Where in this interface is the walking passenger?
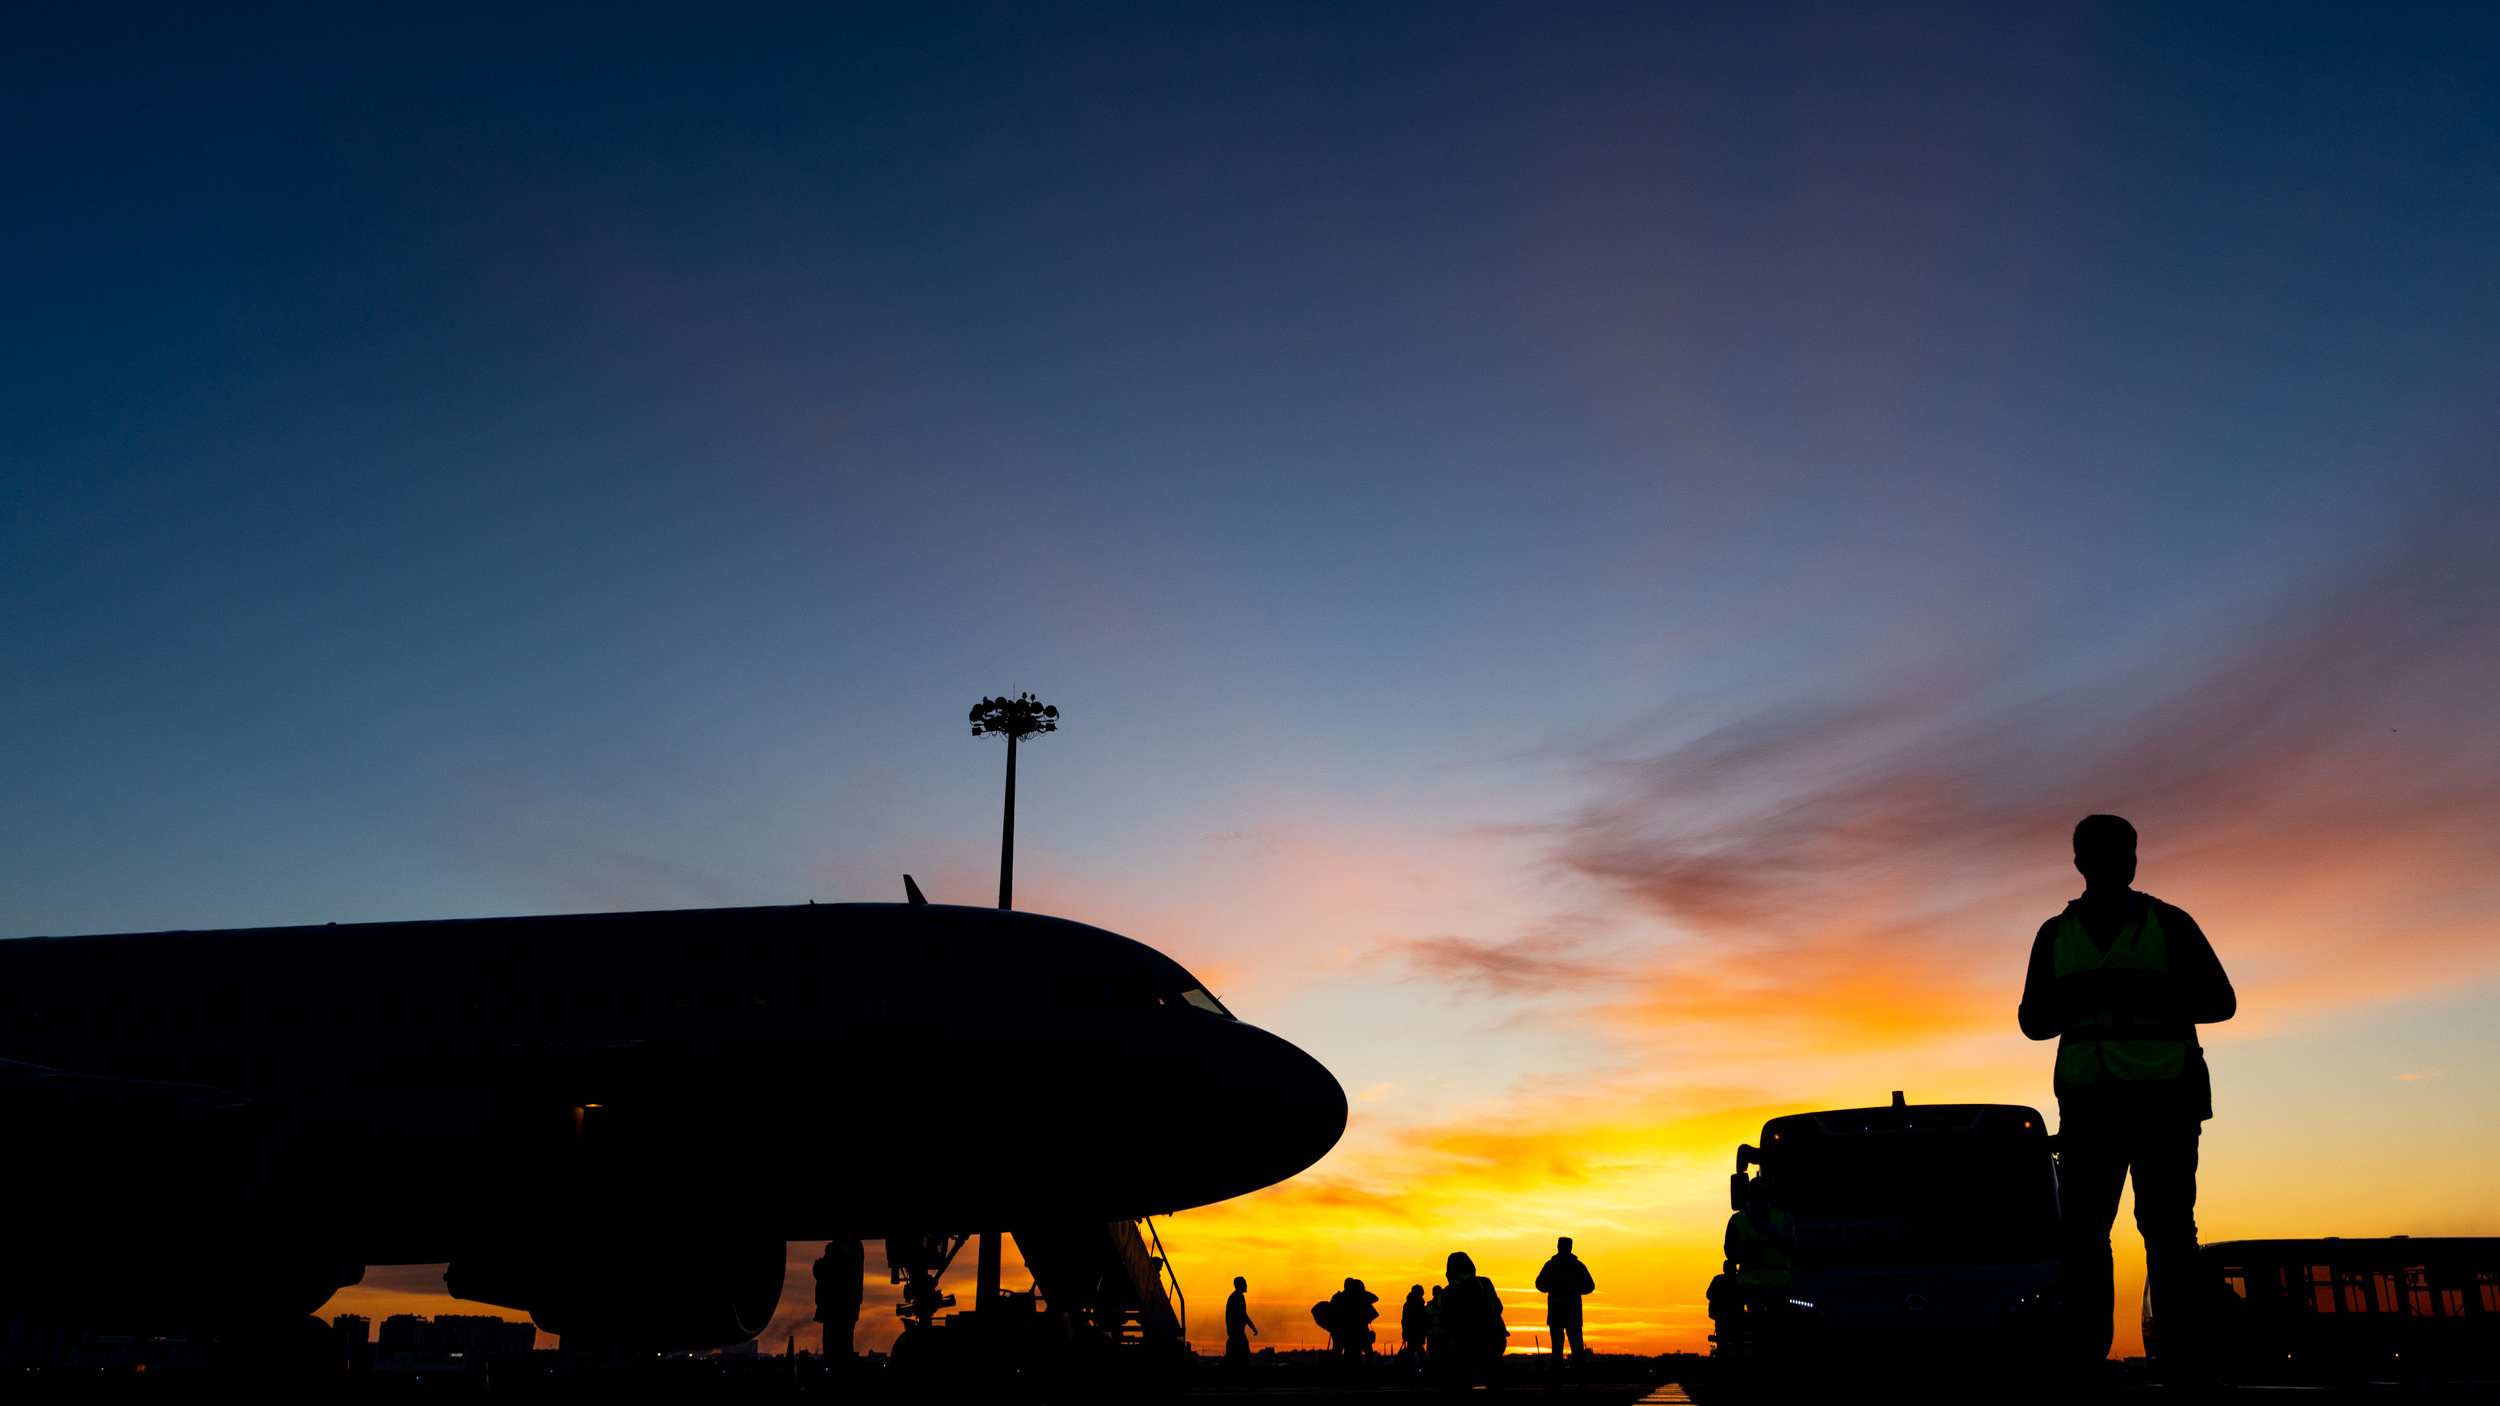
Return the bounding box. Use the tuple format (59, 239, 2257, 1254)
(1438, 1252, 1507, 1383)
(1225, 1276, 1257, 1368)
(1399, 1284, 1429, 1365)
(1328, 1277, 1380, 1358)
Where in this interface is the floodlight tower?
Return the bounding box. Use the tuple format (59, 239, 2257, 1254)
(968, 692, 1057, 910)
(964, 692, 1057, 1330)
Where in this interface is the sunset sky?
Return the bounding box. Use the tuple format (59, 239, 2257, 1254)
(7, 2, 2499, 1358)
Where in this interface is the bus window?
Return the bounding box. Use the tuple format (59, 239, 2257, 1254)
(2372, 1272, 2398, 1314)
(2309, 1266, 2337, 1313)
(2481, 1271, 2499, 1313)
(2404, 1266, 2435, 1317)
(2220, 1270, 2247, 1300)
(2341, 1271, 2370, 1315)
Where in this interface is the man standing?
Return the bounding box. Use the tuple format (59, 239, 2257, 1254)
(2021, 815, 2235, 1385)
(812, 1238, 864, 1363)
(1224, 1276, 1257, 1368)
(1533, 1236, 1595, 1371)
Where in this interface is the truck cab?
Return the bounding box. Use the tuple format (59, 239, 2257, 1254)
(1716, 1095, 2061, 1369)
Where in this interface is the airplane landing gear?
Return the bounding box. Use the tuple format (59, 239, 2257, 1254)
(886, 1233, 968, 1335)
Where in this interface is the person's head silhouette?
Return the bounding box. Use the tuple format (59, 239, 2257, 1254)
(1234, 1276, 1247, 1292)
(1446, 1251, 1476, 1279)
(1557, 1236, 1573, 1253)
(2074, 814, 2138, 892)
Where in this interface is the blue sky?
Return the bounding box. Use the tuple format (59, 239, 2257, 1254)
(6, 2, 2499, 1351)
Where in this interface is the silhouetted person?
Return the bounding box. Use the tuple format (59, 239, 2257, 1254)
(1534, 1235, 1595, 1371)
(1225, 1276, 1257, 1368)
(1328, 1277, 1379, 1358)
(813, 1238, 864, 1362)
(1438, 1252, 1507, 1383)
(1723, 1177, 1795, 1360)
(2021, 814, 2235, 1388)
(1399, 1284, 1429, 1365)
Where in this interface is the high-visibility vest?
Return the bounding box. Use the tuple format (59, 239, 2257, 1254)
(1728, 1208, 1794, 1286)
(2052, 901, 2188, 1084)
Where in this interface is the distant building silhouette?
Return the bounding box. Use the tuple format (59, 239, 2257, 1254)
(371, 1312, 533, 1374)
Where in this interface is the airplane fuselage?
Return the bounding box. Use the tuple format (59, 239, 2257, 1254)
(0, 903, 1346, 1340)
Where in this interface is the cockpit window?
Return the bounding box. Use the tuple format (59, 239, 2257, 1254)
(1179, 987, 1232, 1019)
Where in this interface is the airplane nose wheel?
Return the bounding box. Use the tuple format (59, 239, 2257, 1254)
(886, 1231, 969, 1349)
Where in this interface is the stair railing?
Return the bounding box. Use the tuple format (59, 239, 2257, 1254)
(1143, 1215, 1185, 1339)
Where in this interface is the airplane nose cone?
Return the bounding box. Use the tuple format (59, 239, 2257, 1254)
(1151, 1017, 1347, 1210)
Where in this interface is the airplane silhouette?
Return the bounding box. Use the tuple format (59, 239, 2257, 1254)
(0, 893, 1346, 1351)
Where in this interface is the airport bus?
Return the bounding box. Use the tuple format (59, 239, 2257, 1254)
(2148, 1237, 2500, 1382)
(1713, 1095, 2061, 1370)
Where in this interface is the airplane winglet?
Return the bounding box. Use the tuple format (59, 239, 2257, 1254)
(904, 874, 929, 905)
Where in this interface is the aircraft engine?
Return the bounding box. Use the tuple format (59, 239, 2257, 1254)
(446, 1233, 785, 1351)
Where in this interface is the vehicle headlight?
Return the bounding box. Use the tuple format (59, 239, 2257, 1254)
(2004, 1289, 2060, 1316)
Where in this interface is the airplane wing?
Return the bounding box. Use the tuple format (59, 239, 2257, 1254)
(0, 1056, 250, 1121)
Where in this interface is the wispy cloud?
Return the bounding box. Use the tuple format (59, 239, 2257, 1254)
(1390, 932, 1607, 995)
(1554, 483, 2500, 1039)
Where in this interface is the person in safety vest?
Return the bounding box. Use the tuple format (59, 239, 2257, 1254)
(1723, 1180, 1795, 1293)
(2020, 814, 2235, 1385)
(1720, 1179, 1795, 1360)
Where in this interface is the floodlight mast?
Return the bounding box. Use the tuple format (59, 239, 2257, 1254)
(963, 692, 1057, 1325)
(967, 693, 1058, 910)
